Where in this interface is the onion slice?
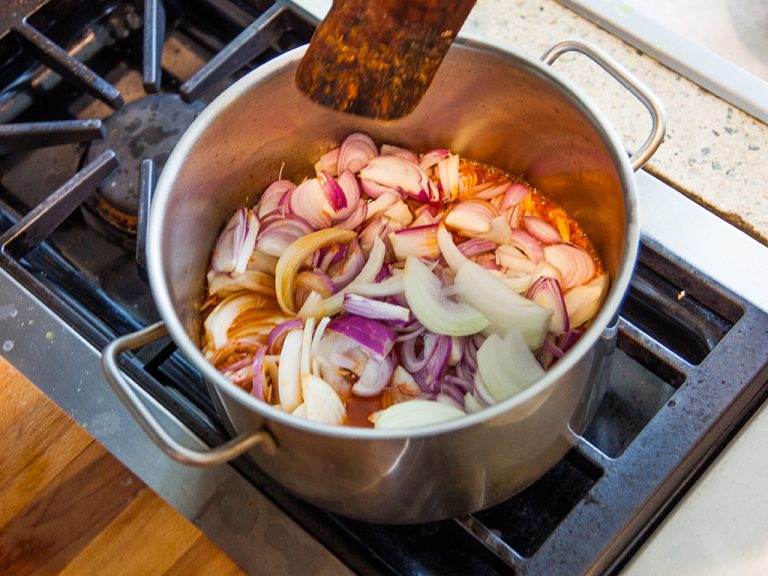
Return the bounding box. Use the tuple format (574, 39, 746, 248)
(370, 399, 465, 429)
(453, 260, 552, 349)
(543, 243, 597, 290)
(274, 228, 356, 314)
(403, 256, 490, 337)
(211, 208, 259, 274)
(278, 329, 303, 411)
(477, 328, 544, 402)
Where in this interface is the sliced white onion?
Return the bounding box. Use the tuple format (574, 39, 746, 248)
(403, 255, 490, 337)
(207, 269, 275, 298)
(204, 292, 269, 349)
(278, 329, 303, 412)
(301, 373, 346, 425)
(389, 225, 439, 261)
(453, 260, 552, 349)
(436, 224, 469, 271)
(477, 328, 544, 402)
(370, 399, 465, 429)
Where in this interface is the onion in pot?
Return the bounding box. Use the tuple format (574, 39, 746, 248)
(403, 256, 490, 337)
(543, 243, 597, 290)
(211, 207, 259, 275)
(201, 133, 609, 429)
(524, 216, 562, 244)
(257, 180, 295, 218)
(338, 132, 378, 173)
(370, 399, 465, 429)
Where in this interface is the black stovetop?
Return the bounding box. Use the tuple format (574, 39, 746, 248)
(1, 2, 767, 574)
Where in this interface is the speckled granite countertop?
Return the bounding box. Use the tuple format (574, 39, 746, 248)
(463, 0, 768, 245)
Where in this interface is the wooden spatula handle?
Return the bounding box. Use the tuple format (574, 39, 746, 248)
(296, 0, 477, 119)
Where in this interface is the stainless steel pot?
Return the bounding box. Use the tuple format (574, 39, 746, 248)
(103, 38, 665, 523)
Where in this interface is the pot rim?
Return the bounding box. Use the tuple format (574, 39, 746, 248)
(148, 37, 640, 441)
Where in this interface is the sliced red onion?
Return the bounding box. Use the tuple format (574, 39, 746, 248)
(477, 254, 501, 270)
(360, 155, 430, 199)
(376, 261, 392, 281)
(399, 333, 432, 372)
(380, 144, 420, 164)
(557, 328, 582, 352)
(526, 276, 569, 335)
(328, 238, 365, 290)
(563, 274, 607, 327)
(335, 202, 367, 231)
(389, 224, 439, 261)
(257, 180, 295, 218)
(411, 333, 452, 393)
(501, 182, 530, 209)
(352, 351, 397, 397)
(437, 153, 459, 202)
(396, 323, 426, 343)
(255, 215, 313, 257)
(505, 203, 523, 229)
(365, 190, 400, 221)
(524, 215, 562, 244)
(338, 132, 378, 173)
(211, 207, 259, 274)
(444, 199, 500, 237)
(508, 228, 544, 264)
(327, 315, 397, 360)
(318, 243, 347, 272)
(382, 200, 414, 227)
(295, 270, 336, 310)
(361, 177, 399, 200)
(314, 147, 340, 176)
(318, 170, 347, 212)
(543, 243, 597, 290)
(251, 346, 268, 401)
(265, 318, 303, 354)
(457, 238, 496, 258)
(289, 178, 332, 230)
(470, 179, 511, 200)
(419, 149, 450, 171)
(359, 216, 401, 259)
(411, 203, 443, 227)
(343, 293, 411, 323)
(332, 170, 361, 221)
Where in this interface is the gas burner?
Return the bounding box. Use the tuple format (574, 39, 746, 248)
(82, 94, 205, 241)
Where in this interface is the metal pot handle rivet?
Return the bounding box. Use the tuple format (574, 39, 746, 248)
(101, 321, 277, 466)
(541, 38, 667, 172)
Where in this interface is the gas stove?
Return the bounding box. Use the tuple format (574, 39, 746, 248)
(1, 1, 767, 575)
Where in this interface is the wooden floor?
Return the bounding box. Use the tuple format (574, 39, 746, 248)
(0, 356, 244, 575)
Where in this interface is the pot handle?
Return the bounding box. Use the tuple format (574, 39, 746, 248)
(541, 39, 666, 172)
(102, 321, 277, 466)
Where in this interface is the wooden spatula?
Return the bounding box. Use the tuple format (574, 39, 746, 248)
(295, 0, 477, 120)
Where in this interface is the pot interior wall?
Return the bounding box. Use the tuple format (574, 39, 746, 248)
(152, 42, 627, 342)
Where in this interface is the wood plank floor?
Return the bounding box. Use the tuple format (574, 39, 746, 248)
(0, 356, 244, 575)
